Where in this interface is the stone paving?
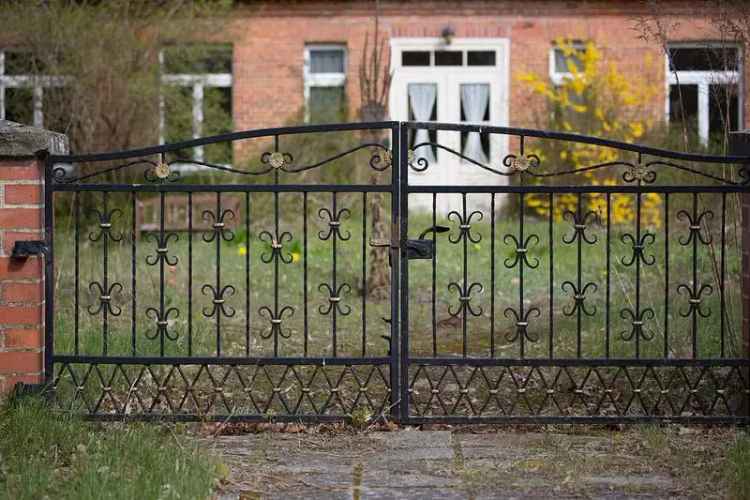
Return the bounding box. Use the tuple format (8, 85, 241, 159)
(208, 426, 736, 499)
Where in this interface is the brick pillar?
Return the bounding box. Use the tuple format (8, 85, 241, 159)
(0, 121, 67, 397)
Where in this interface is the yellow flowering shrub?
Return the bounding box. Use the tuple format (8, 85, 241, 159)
(518, 39, 662, 227)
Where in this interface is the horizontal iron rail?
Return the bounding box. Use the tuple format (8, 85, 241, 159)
(405, 121, 750, 164)
(407, 185, 748, 194)
(48, 122, 750, 165)
(50, 121, 399, 163)
(53, 356, 391, 366)
(408, 358, 750, 367)
(50, 183, 393, 193)
(83, 414, 373, 423)
(405, 416, 750, 425)
(78, 415, 749, 424)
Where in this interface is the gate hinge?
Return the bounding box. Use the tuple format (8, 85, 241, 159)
(11, 240, 49, 259)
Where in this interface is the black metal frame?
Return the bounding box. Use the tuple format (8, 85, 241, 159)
(43, 121, 750, 423)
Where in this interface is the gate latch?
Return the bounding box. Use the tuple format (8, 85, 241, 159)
(406, 225, 449, 260)
(11, 240, 48, 259)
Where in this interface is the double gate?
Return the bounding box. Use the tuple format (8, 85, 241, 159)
(47, 122, 750, 423)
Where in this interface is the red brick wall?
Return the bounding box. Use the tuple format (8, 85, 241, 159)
(225, 1, 748, 132)
(0, 158, 45, 395)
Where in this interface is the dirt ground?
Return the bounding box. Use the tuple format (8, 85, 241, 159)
(202, 424, 744, 499)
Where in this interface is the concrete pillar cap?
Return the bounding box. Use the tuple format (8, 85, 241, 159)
(0, 120, 69, 157)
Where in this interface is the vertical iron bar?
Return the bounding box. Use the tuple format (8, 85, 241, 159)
(691, 192, 698, 359)
(663, 193, 669, 358)
(159, 191, 165, 356)
(362, 191, 367, 357)
(130, 191, 136, 356)
(74, 190, 80, 355)
(490, 192, 495, 358)
(548, 192, 554, 359)
(399, 123, 409, 422)
(273, 136, 280, 357)
(331, 191, 338, 357)
(635, 187, 642, 359)
(215, 192, 222, 356)
(461, 192, 468, 358)
(720, 192, 726, 357)
(43, 152, 54, 385)
(188, 192, 193, 356)
(576, 193, 583, 358)
(519, 192, 526, 359)
(102, 191, 109, 355)
(432, 192, 437, 357)
(605, 192, 611, 358)
(303, 191, 309, 357)
(245, 191, 250, 357)
(389, 124, 401, 421)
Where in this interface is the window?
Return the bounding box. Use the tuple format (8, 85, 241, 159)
(401, 49, 498, 67)
(666, 44, 741, 145)
(459, 83, 491, 163)
(0, 50, 65, 129)
(549, 41, 585, 86)
(160, 44, 233, 164)
(304, 45, 347, 123)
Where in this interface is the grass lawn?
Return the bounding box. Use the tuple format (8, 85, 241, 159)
(0, 396, 223, 500)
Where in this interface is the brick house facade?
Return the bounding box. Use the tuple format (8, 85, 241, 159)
(222, 1, 748, 138)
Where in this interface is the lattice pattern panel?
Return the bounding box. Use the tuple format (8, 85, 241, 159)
(408, 364, 750, 419)
(52, 363, 391, 418)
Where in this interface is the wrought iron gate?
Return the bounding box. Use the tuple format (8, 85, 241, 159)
(46, 122, 750, 423)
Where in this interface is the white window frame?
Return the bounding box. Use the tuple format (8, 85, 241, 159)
(389, 37, 510, 214)
(549, 42, 585, 86)
(0, 50, 66, 128)
(664, 42, 743, 145)
(303, 44, 347, 123)
(159, 48, 233, 164)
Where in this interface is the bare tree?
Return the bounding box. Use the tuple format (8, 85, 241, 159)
(358, 0, 393, 299)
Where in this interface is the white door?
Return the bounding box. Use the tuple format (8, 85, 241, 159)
(389, 38, 510, 213)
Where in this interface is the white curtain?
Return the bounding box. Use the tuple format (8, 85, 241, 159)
(461, 84, 490, 163)
(408, 83, 436, 164)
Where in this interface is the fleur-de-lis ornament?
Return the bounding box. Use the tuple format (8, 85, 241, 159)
(562, 209, 599, 244)
(145, 232, 179, 266)
(258, 305, 294, 340)
(318, 283, 352, 316)
(619, 307, 655, 342)
(504, 307, 541, 343)
(447, 282, 483, 318)
(202, 208, 236, 243)
(87, 281, 123, 316)
(88, 208, 123, 242)
(201, 284, 236, 319)
(503, 233, 540, 269)
(561, 281, 598, 317)
(318, 207, 351, 241)
(676, 209, 713, 246)
(145, 307, 180, 341)
(258, 230, 294, 264)
(620, 232, 656, 267)
(447, 210, 483, 244)
(677, 283, 713, 318)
